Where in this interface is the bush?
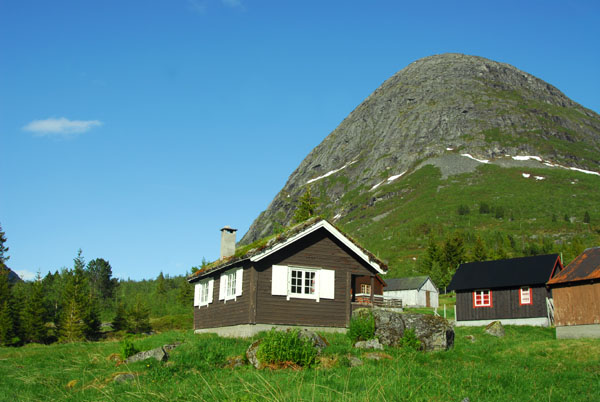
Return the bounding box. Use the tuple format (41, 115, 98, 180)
(457, 204, 470, 215)
(347, 311, 375, 343)
(479, 202, 490, 214)
(120, 336, 139, 359)
(257, 329, 317, 367)
(399, 328, 421, 351)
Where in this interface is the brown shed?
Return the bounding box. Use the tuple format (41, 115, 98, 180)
(547, 247, 600, 339)
(187, 218, 389, 337)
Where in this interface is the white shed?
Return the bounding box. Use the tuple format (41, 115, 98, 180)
(384, 276, 439, 308)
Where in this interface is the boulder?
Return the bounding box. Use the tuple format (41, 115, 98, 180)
(246, 339, 263, 369)
(113, 373, 136, 383)
(352, 308, 454, 351)
(484, 321, 505, 337)
(125, 344, 176, 364)
(354, 338, 384, 350)
(347, 355, 363, 367)
(298, 329, 328, 352)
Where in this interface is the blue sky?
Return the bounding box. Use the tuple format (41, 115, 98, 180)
(1, 0, 599, 281)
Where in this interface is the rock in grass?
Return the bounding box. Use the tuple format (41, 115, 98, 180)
(246, 339, 263, 369)
(465, 335, 476, 342)
(113, 373, 137, 383)
(298, 329, 329, 352)
(364, 352, 392, 361)
(348, 356, 363, 367)
(124, 343, 181, 364)
(484, 321, 505, 337)
(354, 338, 384, 350)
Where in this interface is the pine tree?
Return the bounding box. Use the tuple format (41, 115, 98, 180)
(471, 236, 488, 262)
(584, 211, 591, 224)
(127, 297, 151, 334)
(0, 223, 9, 268)
(293, 185, 318, 223)
(22, 273, 48, 344)
(59, 298, 85, 343)
(0, 262, 17, 346)
(156, 272, 167, 296)
(87, 258, 117, 300)
(111, 302, 128, 332)
(177, 277, 193, 307)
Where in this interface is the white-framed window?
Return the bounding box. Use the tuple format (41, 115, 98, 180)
(473, 289, 492, 308)
(271, 265, 335, 301)
(219, 268, 243, 302)
(360, 283, 372, 294)
(519, 287, 532, 305)
(194, 278, 214, 308)
(290, 268, 316, 297)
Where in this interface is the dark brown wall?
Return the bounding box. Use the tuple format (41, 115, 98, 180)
(354, 275, 384, 295)
(193, 262, 252, 329)
(456, 286, 549, 321)
(255, 228, 377, 328)
(553, 282, 600, 326)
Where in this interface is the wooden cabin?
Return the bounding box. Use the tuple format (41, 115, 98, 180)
(447, 254, 563, 326)
(187, 218, 388, 337)
(383, 276, 439, 308)
(547, 247, 600, 339)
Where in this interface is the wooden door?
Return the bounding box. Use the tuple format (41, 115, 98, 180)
(426, 291, 431, 307)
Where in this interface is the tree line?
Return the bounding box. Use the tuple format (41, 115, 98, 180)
(0, 224, 193, 347)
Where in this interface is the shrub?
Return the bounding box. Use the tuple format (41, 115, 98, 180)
(479, 202, 490, 214)
(347, 310, 375, 343)
(257, 329, 317, 367)
(457, 204, 470, 215)
(494, 206, 505, 219)
(584, 211, 591, 224)
(120, 336, 139, 359)
(399, 328, 421, 351)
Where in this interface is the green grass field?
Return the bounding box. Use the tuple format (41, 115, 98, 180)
(1, 326, 599, 401)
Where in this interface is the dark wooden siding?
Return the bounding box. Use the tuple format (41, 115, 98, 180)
(193, 263, 252, 329)
(354, 275, 384, 295)
(553, 282, 600, 326)
(456, 286, 549, 321)
(255, 228, 378, 328)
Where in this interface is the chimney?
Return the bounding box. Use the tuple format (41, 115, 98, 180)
(220, 226, 237, 260)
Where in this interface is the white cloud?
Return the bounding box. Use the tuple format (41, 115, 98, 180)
(15, 270, 36, 281)
(221, 0, 243, 8)
(188, 0, 207, 13)
(23, 117, 102, 138)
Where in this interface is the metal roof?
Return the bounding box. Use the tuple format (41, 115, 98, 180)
(385, 276, 432, 291)
(547, 247, 600, 285)
(447, 254, 562, 291)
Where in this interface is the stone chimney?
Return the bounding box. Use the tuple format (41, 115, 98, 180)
(220, 226, 237, 260)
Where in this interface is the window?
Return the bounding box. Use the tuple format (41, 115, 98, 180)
(360, 283, 372, 294)
(194, 278, 213, 307)
(271, 265, 335, 301)
(219, 268, 243, 302)
(290, 268, 316, 296)
(520, 287, 532, 305)
(473, 290, 492, 307)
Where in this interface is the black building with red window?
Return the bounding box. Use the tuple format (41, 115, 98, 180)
(448, 254, 563, 326)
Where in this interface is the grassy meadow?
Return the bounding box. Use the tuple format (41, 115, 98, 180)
(1, 325, 599, 401)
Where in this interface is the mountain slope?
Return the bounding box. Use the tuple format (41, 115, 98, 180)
(240, 53, 600, 275)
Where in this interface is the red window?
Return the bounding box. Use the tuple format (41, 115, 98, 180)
(473, 290, 492, 307)
(520, 287, 532, 305)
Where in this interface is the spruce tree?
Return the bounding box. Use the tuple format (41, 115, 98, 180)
(471, 236, 488, 262)
(0, 223, 9, 268)
(127, 297, 151, 334)
(111, 302, 128, 332)
(584, 211, 591, 224)
(293, 185, 318, 223)
(59, 298, 85, 342)
(22, 273, 48, 343)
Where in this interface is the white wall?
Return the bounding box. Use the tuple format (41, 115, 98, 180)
(384, 279, 439, 308)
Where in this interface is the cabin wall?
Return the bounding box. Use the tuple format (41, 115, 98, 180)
(255, 228, 376, 328)
(553, 282, 600, 326)
(193, 264, 251, 329)
(354, 275, 384, 295)
(456, 286, 549, 321)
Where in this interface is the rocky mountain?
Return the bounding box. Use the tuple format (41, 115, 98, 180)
(240, 53, 600, 274)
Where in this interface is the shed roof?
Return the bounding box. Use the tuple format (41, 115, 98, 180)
(188, 217, 388, 282)
(447, 254, 562, 291)
(547, 247, 600, 285)
(384, 276, 433, 291)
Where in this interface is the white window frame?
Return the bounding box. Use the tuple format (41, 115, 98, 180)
(194, 278, 213, 308)
(271, 265, 335, 302)
(219, 268, 243, 303)
(473, 289, 492, 307)
(289, 267, 318, 300)
(519, 287, 532, 305)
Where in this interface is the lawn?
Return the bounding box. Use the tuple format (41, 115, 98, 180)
(1, 326, 599, 401)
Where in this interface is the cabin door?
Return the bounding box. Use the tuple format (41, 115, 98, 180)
(425, 291, 431, 307)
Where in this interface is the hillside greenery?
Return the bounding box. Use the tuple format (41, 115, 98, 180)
(1, 326, 599, 401)
(310, 163, 600, 281)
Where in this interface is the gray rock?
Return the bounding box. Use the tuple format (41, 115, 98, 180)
(298, 329, 328, 352)
(246, 339, 263, 369)
(364, 352, 392, 361)
(226, 356, 246, 368)
(348, 356, 363, 367)
(484, 321, 505, 337)
(125, 346, 169, 364)
(373, 309, 405, 346)
(162, 342, 182, 352)
(113, 373, 136, 383)
(354, 338, 384, 350)
(465, 335, 476, 343)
